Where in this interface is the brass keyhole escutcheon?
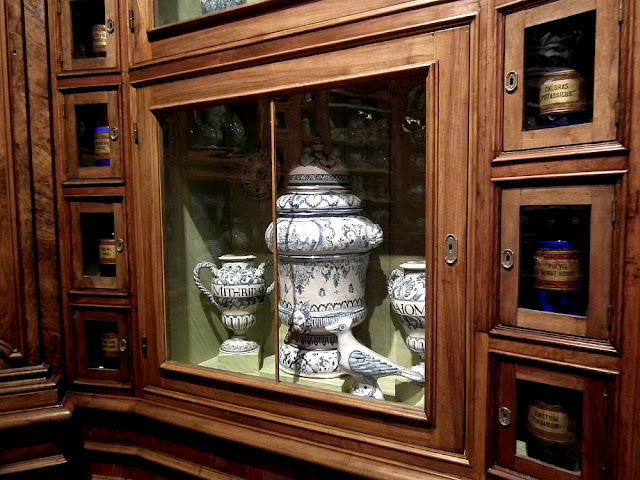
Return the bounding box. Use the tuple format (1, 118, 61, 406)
(498, 407, 511, 427)
(501, 249, 514, 269)
(116, 239, 125, 253)
(445, 234, 458, 265)
(505, 72, 518, 93)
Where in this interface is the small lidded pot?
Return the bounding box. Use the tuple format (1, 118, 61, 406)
(538, 68, 585, 116)
(91, 24, 107, 55)
(533, 240, 583, 315)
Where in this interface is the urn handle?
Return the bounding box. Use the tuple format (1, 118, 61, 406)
(193, 261, 219, 306)
(387, 268, 404, 297)
(257, 261, 276, 296)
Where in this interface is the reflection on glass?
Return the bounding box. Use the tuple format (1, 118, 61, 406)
(272, 75, 427, 407)
(81, 212, 116, 277)
(519, 206, 590, 316)
(524, 11, 596, 131)
(160, 74, 428, 408)
(71, 1, 107, 59)
(155, 0, 263, 27)
(86, 320, 120, 370)
(75, 103, 110, 167)
(516, 380, 582, 473)
(161, 101, 275, 375)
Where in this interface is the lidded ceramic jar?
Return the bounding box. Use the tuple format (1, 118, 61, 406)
(533, 240, 583, 315)
(388, 261, 426, 377)
(265, 136, 383, 378)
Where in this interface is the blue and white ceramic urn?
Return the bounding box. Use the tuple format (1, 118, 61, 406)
(265, 137, 383, 378)
(193, 254, 273, 355)
(388, 261, 426, 377)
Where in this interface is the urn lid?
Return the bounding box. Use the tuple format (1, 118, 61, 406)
(287, 135, 349, 190)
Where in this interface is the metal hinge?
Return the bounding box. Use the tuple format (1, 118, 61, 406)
(603, 390, 609, 417)
(612, 198, 616, 224)
(56, 0, 61, 14)
(129, 9, 135, 33)
(619, 0, 624, 23)
(59, 53, 63, 67)
(62, 104, 66, 119)
(141, 337, 147, 358)
(615, 99, 621, 124)
(133, 122, 139, 144)
(607, 304, 613, 331)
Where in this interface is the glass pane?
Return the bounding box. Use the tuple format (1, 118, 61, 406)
(75, 103, 111, 168)
(270, 74, 427, 407)
(155, 0, 264, 27)
(519, 206, 590, 316)
(81, 212, 116, 277)
(161, 101, 275, 377)
(516, 379, 582, 473)
(71, 1, 107, 59)
(524, 11, 596, 131)
(86, 320, 120, 370)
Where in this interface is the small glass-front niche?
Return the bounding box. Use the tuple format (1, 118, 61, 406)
(81, 212, 116, 278)
(75, 103, 111, 168)
(86, 319, 120, 371)
(499, 185, 615, 339)
(160, 73, 428, 408)
(516, 379, 583, 474)
(519, 206, 590, 317)
(71, 1, 108, 59)
(523, 11, 596, 131)
(155, 0, 264, 27)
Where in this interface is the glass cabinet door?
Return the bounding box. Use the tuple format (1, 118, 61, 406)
(75, 308, 130, 383)
(137, 26, 469, 443)
(495, 361, 608, 480)
(155, 0, 269, 28)
(69, 199, 128, 290)
(159, 73, 429, 408)
(60, 0, 118, 71)
(502, 0, 619, 150)
(63, 89, 122, 179)
(499, 185, 616, 339)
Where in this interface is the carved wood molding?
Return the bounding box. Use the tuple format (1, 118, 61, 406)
(0, 363, 65, 415)
(71, 392, 471, 480)
(85, 440, 244, 480)
(0, 455, 67, 476)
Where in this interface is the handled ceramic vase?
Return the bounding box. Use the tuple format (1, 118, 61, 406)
(388, 261, 426, 377)
(193, 254, 274, 354)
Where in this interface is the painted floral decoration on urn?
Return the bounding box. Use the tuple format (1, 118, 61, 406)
(265, 135, 383, 378)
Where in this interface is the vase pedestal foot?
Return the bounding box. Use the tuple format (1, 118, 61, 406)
(278, 343, 342, 379)
(218, 345, 262, 373)
(348, 377, 384, 400)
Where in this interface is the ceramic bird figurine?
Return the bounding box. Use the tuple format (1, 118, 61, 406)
(325, 317, 425, 400)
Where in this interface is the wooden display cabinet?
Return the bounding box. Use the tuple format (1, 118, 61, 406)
(502, 0, 620, 151)
(68, 198, 128, 291)
(133, 23, 470, 458)
(62, 88, 123, 180)
(74, 308, 130, 384)
(499, 184, 618, 340)
(491, 360, 610, 480)
(58, 0, 119, 72)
